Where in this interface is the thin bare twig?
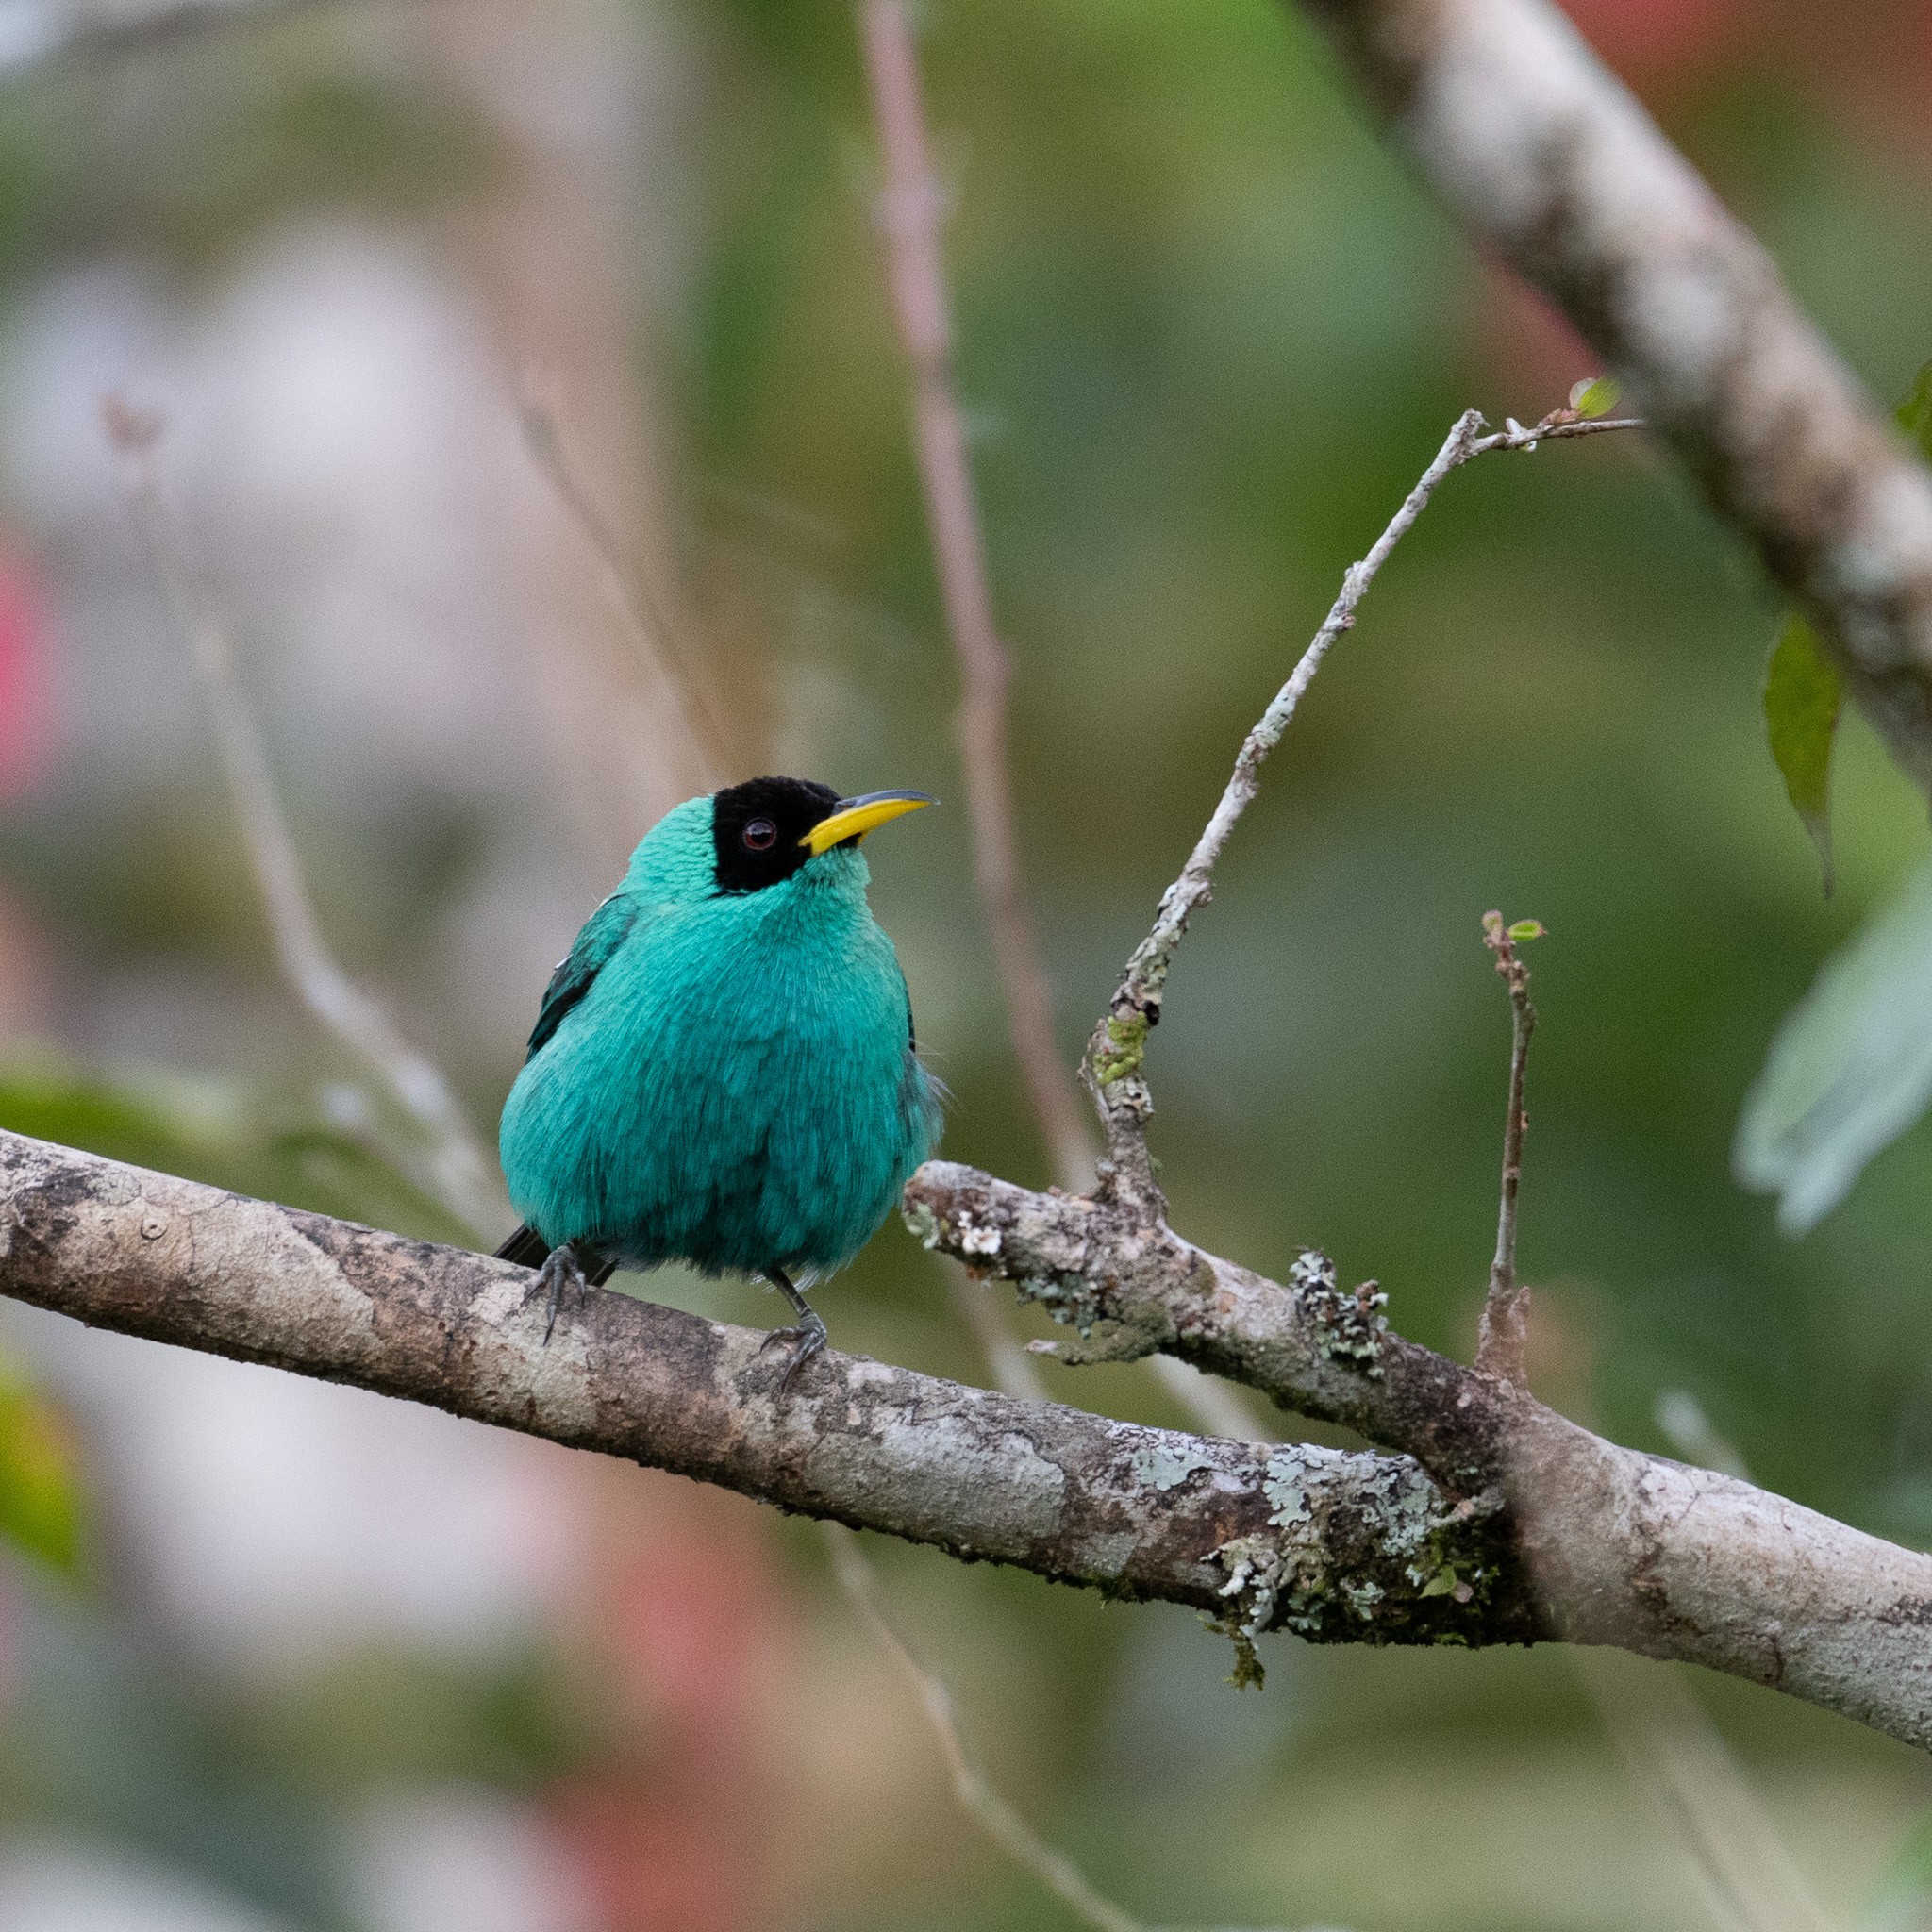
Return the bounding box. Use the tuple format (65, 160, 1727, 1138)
(103, 395, 505, 1238)
(1086, 405, 1637, 1193)
(700, 35, 1283, 1909)
(1476, 911, 1539, 1383)
(856, 0, 1095, 1195)
(1572, 1422, 1835, 1932)
(1574, 1650, 1841, 1932)
(823, 1521, 1142, 1932)
(944, 1263, 1048, 1402)
(822, 1523, 1317, 1932)
(517, 384, 731, 791)
(855, 0, 1270, 1441)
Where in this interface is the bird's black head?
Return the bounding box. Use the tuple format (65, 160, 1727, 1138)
(710, 776, 842, 894)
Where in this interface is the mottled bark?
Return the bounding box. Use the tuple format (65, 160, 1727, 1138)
(904, 1160, 1932, 1751)
(1291, 0, 1932, 790)
(0, 1129, 1524, 1650)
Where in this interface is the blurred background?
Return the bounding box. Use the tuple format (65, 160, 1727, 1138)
(0, 0, 1930, 1926)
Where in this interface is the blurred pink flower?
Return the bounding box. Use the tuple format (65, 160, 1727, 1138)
(0, 539, 50, 797)
(545, 1474, 792, 1932)
(1558, 0, 1752, 86)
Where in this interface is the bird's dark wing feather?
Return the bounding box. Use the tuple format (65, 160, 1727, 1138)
(524, 891, 639, 1062)
(494, 1222, 551, 1269)
(493, 1224, 620, 1287)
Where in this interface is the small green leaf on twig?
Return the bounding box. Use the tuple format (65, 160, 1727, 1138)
(1506, 920, 1546, 943)
(1568, 375, 1621, 419)
(1763, 611, 1841, 894)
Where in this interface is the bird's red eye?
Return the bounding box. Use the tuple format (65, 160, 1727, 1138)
(742, 819, 777, 851)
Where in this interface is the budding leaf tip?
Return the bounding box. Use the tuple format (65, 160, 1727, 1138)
(1569, 375, 1620, 419)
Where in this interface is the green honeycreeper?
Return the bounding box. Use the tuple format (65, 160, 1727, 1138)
(495, 776, 943, 1384)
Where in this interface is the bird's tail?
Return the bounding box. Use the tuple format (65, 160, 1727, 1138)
(493, 1223, 621, 1287)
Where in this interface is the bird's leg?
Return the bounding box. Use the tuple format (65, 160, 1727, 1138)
(758, 1265, 828, 1391)
(531, 1241, 598, 1343)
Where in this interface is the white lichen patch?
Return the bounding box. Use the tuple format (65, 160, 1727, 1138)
(1208, 1533, 1294, 1685)
(1292, 1248, 1389, 1375)
(1341, 1576, 1385, 1620)
(1289, 1250, 1337, 1294)
(1262, 1451, 1312, 1527)
(957, 1216, 1003, 1257)
(1131, 1440, 1212, 1491)
(1213, 1534, 1287, 1639)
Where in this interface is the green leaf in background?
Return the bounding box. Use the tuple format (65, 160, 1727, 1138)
(1735, 857, 1932, 1233)
(0, 1354, 82, 1574)
(1867, 1810, 1932, 1932)
(1567, 375, 1620, 419)
(1895, 358, 1932, 456)
(0, 1059, 477, 1246)
(1754, 362, 1932, 896)
(1736, 357, 1932, 1232)
(1763, 611, 1842, 893)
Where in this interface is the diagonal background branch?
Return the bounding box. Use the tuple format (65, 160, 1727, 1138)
(103, 400, 508, 1239)
(858, 0, 1096, 1198)
(857, 0, 1266, 1438)
(1291, 0, 1932, 793)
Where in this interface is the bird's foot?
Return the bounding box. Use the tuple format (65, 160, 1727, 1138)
(531, 1242, 592, 1344)
(759, 1308, 828, 1393)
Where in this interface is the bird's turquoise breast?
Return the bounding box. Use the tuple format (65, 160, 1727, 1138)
(498, 845, 941, 1277)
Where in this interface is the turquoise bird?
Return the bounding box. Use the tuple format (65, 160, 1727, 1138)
(495, 776, 942, 1384)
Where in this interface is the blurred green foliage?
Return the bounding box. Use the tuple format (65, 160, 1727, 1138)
(0, 20, 498, 291)
(1736, 854, 1932, 1234)
(1740, 362, 1932, 1241)
(0, 1351, 80, 1574)
(0, 1063, 476, 1243)
(1, 0, 1932, 1926)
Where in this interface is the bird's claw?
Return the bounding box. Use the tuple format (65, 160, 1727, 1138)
(759, 1310, 828, 1392)
(532, 1243, 591, 1344)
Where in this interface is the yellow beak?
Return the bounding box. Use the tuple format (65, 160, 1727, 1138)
(802, 790, 935, 855)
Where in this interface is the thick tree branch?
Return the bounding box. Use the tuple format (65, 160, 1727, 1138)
(903, 1159, 1932, 1752)
(1291, 0, 1932, 791)
(0, 1128, 1527, 1652)
(7, 1126, 1929, 1748)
